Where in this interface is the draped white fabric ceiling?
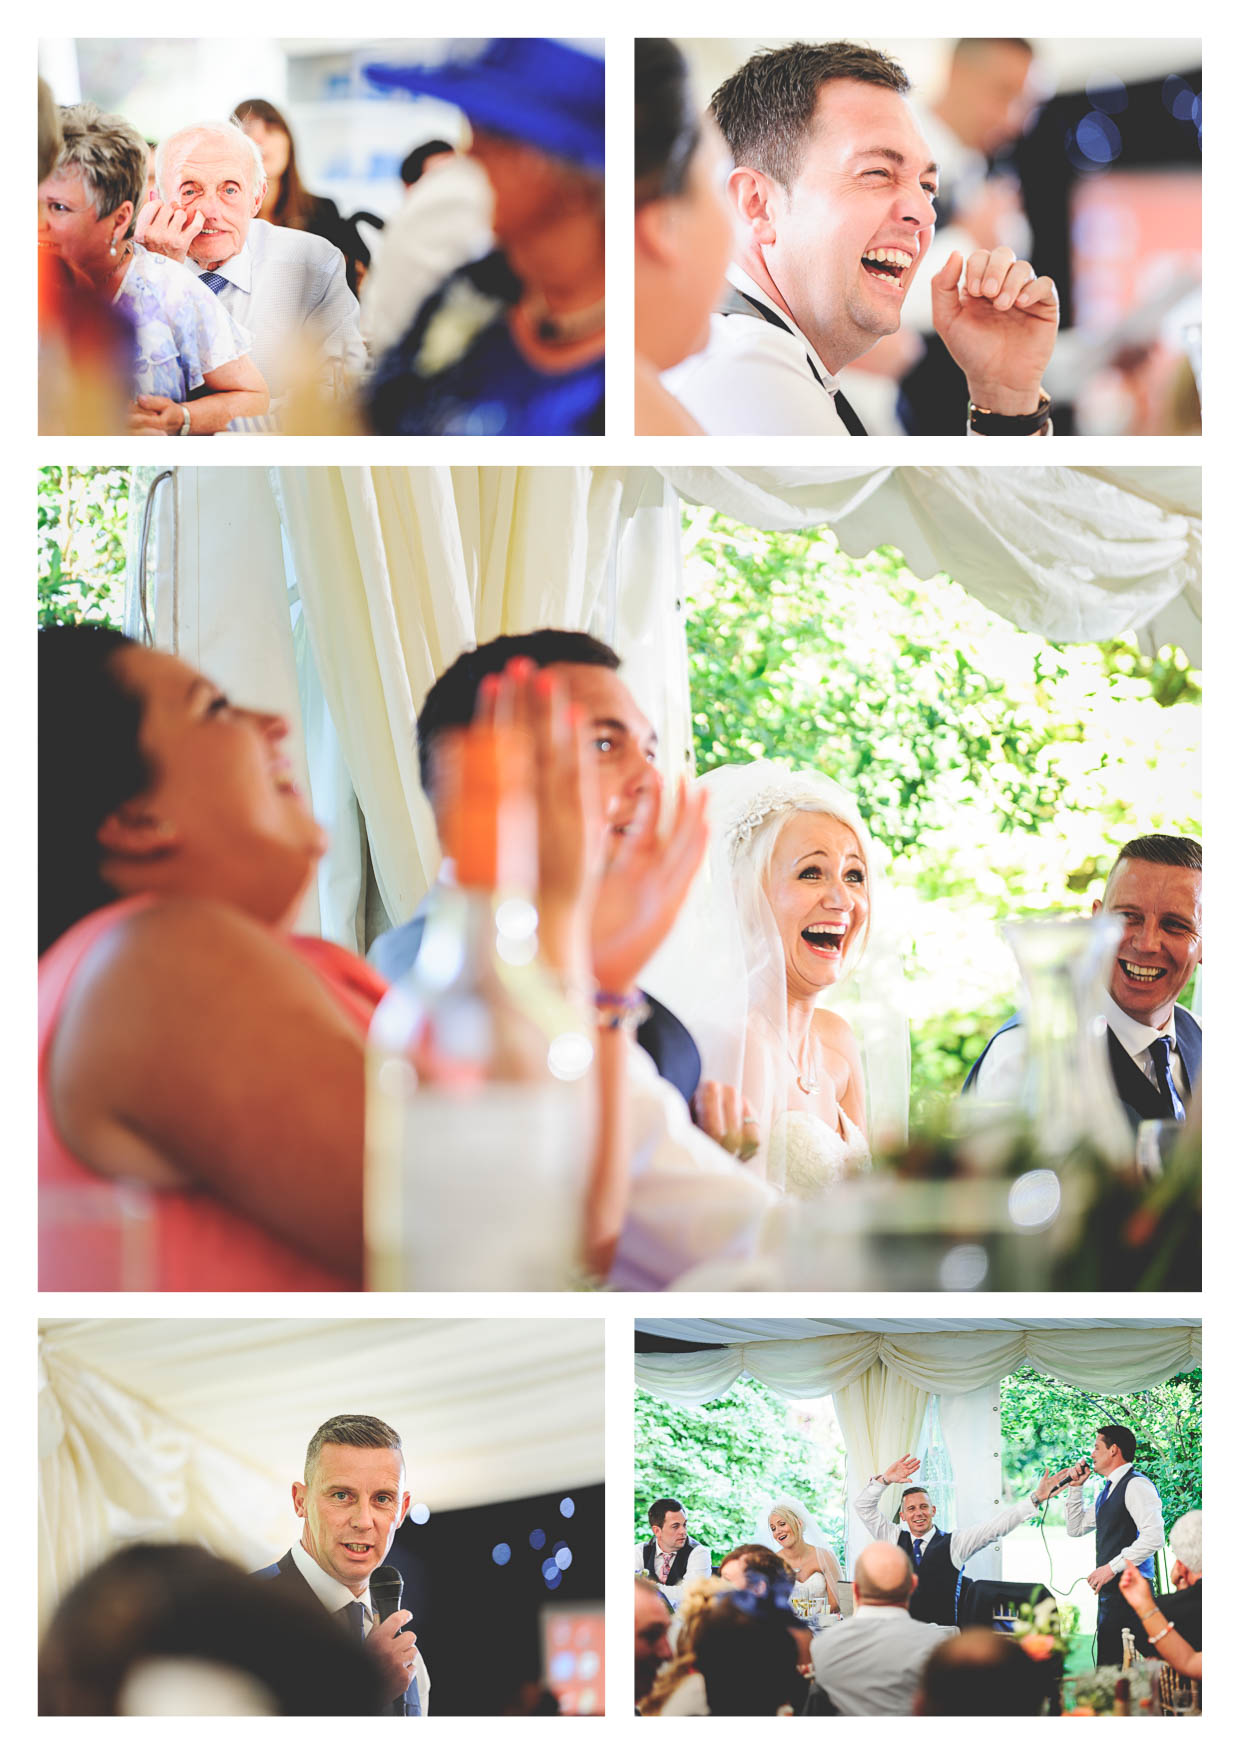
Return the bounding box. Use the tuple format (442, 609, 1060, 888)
(634, 1318, 1201, 1406)
(39, 1318, 603, 1623)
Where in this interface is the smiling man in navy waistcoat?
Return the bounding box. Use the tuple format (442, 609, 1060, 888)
(1064, 1423, 1166, 1667)
(965, 834, 1202, 1130)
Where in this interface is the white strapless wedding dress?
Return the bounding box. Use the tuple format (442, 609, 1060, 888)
(772, 1109, 872, 1198)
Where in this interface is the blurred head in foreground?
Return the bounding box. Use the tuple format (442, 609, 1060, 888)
(39, 1542, 385, 1715)
(634, 1576, 672, 1702)
(635, 38, 733, 371)
(916, 1627, 1045, 1716)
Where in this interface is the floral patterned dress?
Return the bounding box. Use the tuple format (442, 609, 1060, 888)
(115, 246, 255, 401)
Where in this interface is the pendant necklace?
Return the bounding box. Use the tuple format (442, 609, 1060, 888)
(789, 1033, 820, 1097)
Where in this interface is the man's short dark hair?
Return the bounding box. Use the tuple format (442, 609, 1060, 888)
(901, 1486, 930, 1506)
(1115, 834, 1202, 872)
(919, 1628, 1044, 1716)
(305, 1414, 403, 1483)
(711, 40, 910, 190)
(647, 1497, 684, 1531)
(416, 629, 621, 792)
(1097, 1423, 1137, 1463)
(401, 139, 454, 185)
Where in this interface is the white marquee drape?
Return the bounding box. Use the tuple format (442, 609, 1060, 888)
(129, 464, 1199, 953)
(39, 1319, 603, 1631)
(634, 1321, 1202, 1405)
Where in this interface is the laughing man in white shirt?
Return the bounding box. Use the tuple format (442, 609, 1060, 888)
(664, 41, 1058, 438)
(854, 1451, 1071, 1626)
(138, 120, 366, 431)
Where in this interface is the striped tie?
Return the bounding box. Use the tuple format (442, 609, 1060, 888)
(1148, 1036, 1186, 1121)
(198, 271, 230, 295)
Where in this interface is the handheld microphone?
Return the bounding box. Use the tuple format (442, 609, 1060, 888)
(371, 1563, 404, 1625)
(370, 1565, 410, 1716)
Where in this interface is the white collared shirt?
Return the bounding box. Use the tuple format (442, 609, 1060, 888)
(289, 1541, 431, 1708)
(192, 218, 368, 431)
(1065, 1461, 1166, 1576)
(854, 1475, 1042, 1569)
(632, 1536, 711, 1605)
(662, 264, 850, 436)
(970, 988, 1187, 1104)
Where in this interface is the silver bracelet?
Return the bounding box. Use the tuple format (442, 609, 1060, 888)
(177, 404, 191, 436)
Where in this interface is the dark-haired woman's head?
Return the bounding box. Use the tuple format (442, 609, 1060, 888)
(39, 629, 325, 954)
(232, 98, 311, 228)
(634, 39, 733, 370)
(39, 1541, 386, 1715)
(695, 1597, 801, 1716)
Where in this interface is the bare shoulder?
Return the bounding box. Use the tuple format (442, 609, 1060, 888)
(813, 1008, 859, 1056)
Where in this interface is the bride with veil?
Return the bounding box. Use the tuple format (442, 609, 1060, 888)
(643, 762, 909, 1193)
(753, 1497, 843, 1611)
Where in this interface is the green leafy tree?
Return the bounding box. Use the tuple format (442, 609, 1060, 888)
(633, 1379, 846, 1564)
(683, 512, 1201, 1108)
(38, 466, 131, 628)
(1001, 1365, 1201, 1585)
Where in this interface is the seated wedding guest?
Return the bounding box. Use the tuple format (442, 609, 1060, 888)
(361, 142, 492, 359)
(233, 98, 371, 295)
(39, 104, 268, 433)
(634, 1499, 711, 1607)
(39, 1542, 386, 1716)
(365, 39, 605, 436)
(369, 628, 779, 1287)
(254, 1413, 426, 1714)
(664, 40, 1059, 437)
(634, 38, 733, 434)
(635, 1578, 673, 1709)
(638, 1576, 735, 1716)
(915, 1627, 1044, 1716)
(38, 631, 633, 1290)
(1135, 1508, 1201, 1655)
(806, 1542, 954, 1716)
(1118, 1559, 1201, 1681)
(37, 80, 134, 435)
(966, 834, 1202, 1130)
(718, 1544, 794, 1588)
(694, 1591, 805, 1716)
(138, 119, 366, 430)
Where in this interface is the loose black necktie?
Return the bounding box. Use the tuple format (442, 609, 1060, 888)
(1148, 1036, 1186, 1121)
(736, 292, 868, 435)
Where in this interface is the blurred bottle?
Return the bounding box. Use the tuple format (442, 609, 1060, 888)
(365, 725, 595, 1289)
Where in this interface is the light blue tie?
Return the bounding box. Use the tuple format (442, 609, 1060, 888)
(1148, 1036, 1186, 1121)
(198, 270, 230, 295)
(912, 1538, 923, 1567)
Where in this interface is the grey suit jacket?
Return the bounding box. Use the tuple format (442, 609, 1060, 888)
(810, 1607, 955, 1715)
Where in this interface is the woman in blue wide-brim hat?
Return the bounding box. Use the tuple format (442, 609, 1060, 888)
(364, 38, 605, 438)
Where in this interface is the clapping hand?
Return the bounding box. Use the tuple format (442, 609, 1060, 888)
(930, 246, 1058, 417)
(366, 1609, 418, 1703)
(134, 196, 206, 263)
(128, 394, 184, 435)
(881, 1454, 921, 1485)
(589, 771, 709, 996)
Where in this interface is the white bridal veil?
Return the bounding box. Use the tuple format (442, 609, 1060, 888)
(643, 762, 910, 1186)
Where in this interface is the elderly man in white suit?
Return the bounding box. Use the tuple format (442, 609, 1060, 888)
(138, 119, 366, 430)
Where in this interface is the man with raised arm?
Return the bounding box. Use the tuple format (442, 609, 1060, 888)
(853, 1452, 1073, 1626)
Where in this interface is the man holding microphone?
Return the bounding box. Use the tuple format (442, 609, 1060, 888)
(253, 1413, 427, 1713)
(1063, 1424, 1166, 1666)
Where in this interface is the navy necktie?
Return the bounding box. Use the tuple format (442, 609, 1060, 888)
(912, 1538, 923, 1567)
(337, 1599, 365, 1638)
(1096, 1480, 1111, 1513)
(198, 270, 230, 295)
(1148, 1036, 1186, 1121)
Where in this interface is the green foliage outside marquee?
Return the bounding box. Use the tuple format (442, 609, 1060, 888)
(681, 510, 1201, 1109)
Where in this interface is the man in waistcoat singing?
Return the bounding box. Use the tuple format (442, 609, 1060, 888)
(854, 1453, 1070, 1627)
(1064, 1424, 1166, 1666)
(634, 1498, 712, 1608)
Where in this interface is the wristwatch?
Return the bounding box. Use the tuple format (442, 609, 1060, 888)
(176, 404, 191, 436)
(968, 392, 1052, 436)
